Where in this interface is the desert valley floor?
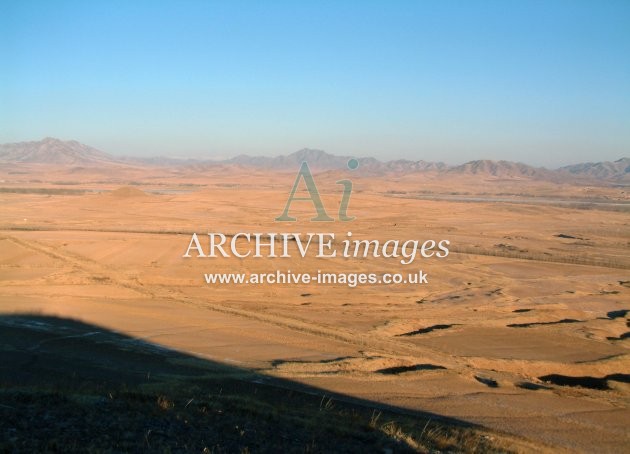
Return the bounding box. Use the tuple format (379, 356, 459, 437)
(1, 163, 629, 452)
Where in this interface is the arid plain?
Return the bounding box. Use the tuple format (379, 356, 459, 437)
(1, 159, 629, 452)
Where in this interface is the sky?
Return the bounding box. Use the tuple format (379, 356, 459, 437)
(1, 0, 629, 167)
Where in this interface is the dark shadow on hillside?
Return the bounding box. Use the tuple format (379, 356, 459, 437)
(0, 314, 503, 453)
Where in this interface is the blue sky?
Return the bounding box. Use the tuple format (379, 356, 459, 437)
(1, 0, 629, 166)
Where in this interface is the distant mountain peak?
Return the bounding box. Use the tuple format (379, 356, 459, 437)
(288, 148, 330, 159)
(0, 137, 116, 165)
(226, 148, 350, 170)
(447, 159, 550, 179)
(559, 157, 630, 180)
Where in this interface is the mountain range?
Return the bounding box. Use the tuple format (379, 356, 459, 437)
(1, 137, 628, 183)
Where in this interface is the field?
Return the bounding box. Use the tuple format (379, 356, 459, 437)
(1, 162, 629, 452)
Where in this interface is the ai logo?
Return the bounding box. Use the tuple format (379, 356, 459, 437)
(275, 158, 359, 222)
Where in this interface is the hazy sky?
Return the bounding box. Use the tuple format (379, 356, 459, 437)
(1, 1, 629, 167)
